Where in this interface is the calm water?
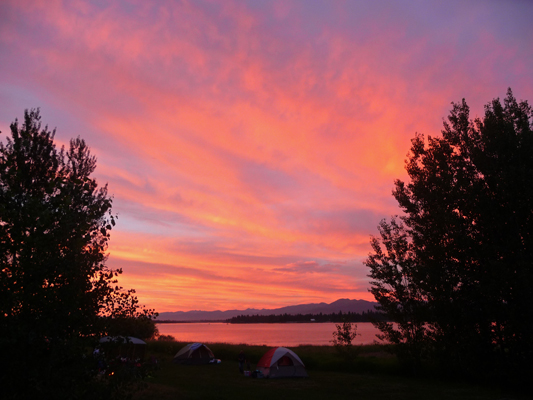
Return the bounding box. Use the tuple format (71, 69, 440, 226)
(157, 322, 382, 346)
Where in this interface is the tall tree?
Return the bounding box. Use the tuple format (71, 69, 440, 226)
(366, 218, 429, 372)
(366, 89, 533, 378)
(0, 109, 155, 399)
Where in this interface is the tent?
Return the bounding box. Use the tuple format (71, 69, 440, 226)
(99, 336, 147, 360)
(173, 343, 215, 364)
(256, 347, 308, 378)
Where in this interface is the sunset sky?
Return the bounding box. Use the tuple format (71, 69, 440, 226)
(1, 0, 532, 312)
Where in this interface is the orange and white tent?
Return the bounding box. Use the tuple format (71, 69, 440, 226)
(256, 347, 308, 378)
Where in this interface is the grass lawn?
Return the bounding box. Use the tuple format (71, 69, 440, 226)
(132, 342, 527, 400)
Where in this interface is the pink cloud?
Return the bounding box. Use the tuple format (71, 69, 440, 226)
(1, 0, 532, 311)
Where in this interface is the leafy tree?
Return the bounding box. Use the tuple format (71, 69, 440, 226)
(331, 321, 359, 360)
(366, 89, 533, 379)
(0, 109, 156, 399)
(157, 334, 176, 342)
(366, 218, 429, 372)
(104, 310, 159, 341)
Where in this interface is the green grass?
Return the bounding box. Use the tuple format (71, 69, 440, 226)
(133, 341, 526, 400)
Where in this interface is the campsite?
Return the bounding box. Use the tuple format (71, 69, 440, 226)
(130, 341, 527, 400)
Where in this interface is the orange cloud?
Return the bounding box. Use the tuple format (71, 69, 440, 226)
(1, 0, 532, 311)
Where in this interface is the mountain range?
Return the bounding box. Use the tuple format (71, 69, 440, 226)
(156, 298, 378, 322)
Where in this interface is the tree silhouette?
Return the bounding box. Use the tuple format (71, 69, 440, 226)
(366, 89, 533, 380)
(366, 218, 428, 372)
(331, 321, 359, 360)
(0, 109, 156, 399)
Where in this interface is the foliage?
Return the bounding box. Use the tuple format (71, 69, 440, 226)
(104, 314, 159, 341)
(366, 218, 429, 371)
(365, 89, 533, 380)
(331, 321, 359, 360)
(157, 334, 176, 341)
(0, 109, 156, 399)
(101, 288, 159, 340)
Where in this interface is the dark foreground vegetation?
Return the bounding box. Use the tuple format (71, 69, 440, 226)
(0, 110, 157, 399)
(366, 89, 533, 382)
(132, 340, 528, 400)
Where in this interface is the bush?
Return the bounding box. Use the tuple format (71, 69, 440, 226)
(331, 322, 360, 360)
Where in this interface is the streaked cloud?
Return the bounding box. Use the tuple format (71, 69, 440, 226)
(1, 0, 532, 311)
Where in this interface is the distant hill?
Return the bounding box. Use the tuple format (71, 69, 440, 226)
(156, 298, 378, 322)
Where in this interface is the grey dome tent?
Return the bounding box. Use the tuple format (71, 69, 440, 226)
(173, 343, 215, 364)
(257, 347, 308, 378)
(99, 336, 146, 360)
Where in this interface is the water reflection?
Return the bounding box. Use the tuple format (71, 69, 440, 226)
(157, 322, 382, 346)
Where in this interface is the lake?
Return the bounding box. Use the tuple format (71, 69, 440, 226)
(157, 322, 383, 347)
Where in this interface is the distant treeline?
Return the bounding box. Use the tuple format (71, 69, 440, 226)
(227, 310, 388, 324)
(155, 320, 225, 324)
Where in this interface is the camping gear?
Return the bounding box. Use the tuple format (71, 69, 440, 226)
(173, 343, 215, 364)
(99, 336, 147, 360)
(256, 347, 308, 378)
(252, 370, 264, 379)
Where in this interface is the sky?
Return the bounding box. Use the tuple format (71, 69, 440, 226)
(1, 0, 532, 313)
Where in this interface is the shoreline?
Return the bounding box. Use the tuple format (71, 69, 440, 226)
(156, 320, 380, 324)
